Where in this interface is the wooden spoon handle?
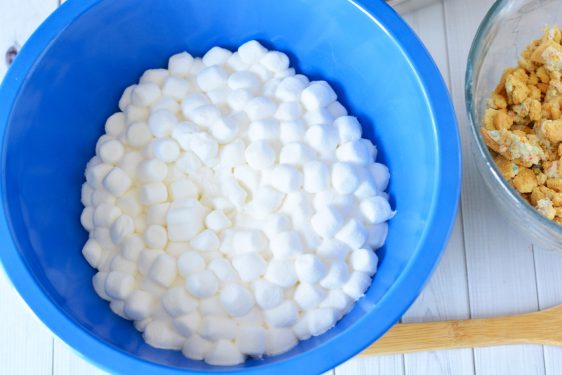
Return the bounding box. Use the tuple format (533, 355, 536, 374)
(362, 309, 554, 356)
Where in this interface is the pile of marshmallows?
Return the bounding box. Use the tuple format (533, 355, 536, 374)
(81, 40, 394, 366)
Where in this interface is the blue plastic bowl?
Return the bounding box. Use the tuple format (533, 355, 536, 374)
(0, 0, 460, 373)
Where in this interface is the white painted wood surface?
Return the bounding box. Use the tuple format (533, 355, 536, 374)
(2, 1, 562, 374)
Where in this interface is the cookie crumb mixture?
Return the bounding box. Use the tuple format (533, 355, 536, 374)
(482, 26, 562, 224)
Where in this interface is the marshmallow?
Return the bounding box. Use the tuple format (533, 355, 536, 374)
(265, 328, 297, 355)
(125, 105, 149, 124)
(110, 215, 134, 244)
(302, 160, 330, 193)
(110, 254, 136, 275)
(143, 203, 168, 227)
(354, 171, 378, 200)
(228, 71, 261, 93)
(190, 229, 220, 252)
(139, 182, 168, 206)
(279, 143, 315, 166)
(295, 254, 327, 284)
(271, 165, 303, 193)
(137, 249, 161, 276)
(205, 210, 232, 232)
(275, 101, 302, 121)
(238, 40, 268, 64)
(232, 253, 266, 282)
(245, 97, 276, 120)
(233, 165, 260, 192)
(148, 254, 177, 287)
(132, 82, 162, 107)
(181, 93, 210, 117)
(366, 222, 388, 249)
(162, 286, 198, 316)
(350, 248, 378, 275)
(186, 271, 219, 298)
(250, 186, 284, 216)
(221, 177, 248, 207)
(248, 119, 280, 141)
(236, 326, 266, 356)
(140, 69, 169, 86)
(226, 52, 249, 71)
(270, 231, 304, 259)
(319, 289, 353, 314)
(262, 78, 281, 97)
(279, 120, 306, 144)
(205, 339, 244, 366)
(197, 66, 228, 92)
(134, 215, 147, 233)
(118, 151, 143, 179)
(121, 235, 144, 261)
(81, 206, 94, 231)
(233, 229, 268, 254)
(261, 213, 292, 238)
(152, 138, 180, 162)
(178, 251, 206, 276)
(292, 316, 311, 340)
(265, 259, 297, 288)
(92, 272, 111, 300)
(264, 300, 298, 328)
(82, 239, 102, 267)
(93, 203, 121, 227)
(306, 308, 338, 336)
(320, 261, 350, 289)
(168, 52, 194, 77)
(343, 271, 371, 300)
(200, 317, 237, 341)
(174, 311, 202, 337)
(334, 116, 362, 143)
(162, 76, 190, 100)
(182, 335, 212, 360)
(206, 89, 228, 106)
(218, 230, 235, 254)
(220, 139, 246, 168)
(203, 46, 232, 66)
(151, 96, 181, 113)
(176, 150, 202, 174)
(148, 111, 177, 141)
(275, 76, 306, 102)
(370, 163, 390, 191)
(191, 133, 219, 163)
(301, 81, 337, 110)
(328, 101, 348, 118)
(312, 191, 354, 215)
(188, 104, 221, 128)
(190, 58, 206, 74)
(260, 51, 289, 72)
(275, 68, 295, 79)
(331, 162, 360, 194)
(124, 290, 156, 320)
(110, 300, 127, 319)
(103, 167, 132, 197)
(304, 108, 334, 126)
(294, 283, 326, 310)
(85, 162, 112, 189)
(94, 227, 115, 249)
(210, 116, 240, 143)
(245, 141, 276, 170)
(166, 199, 208, 241)
(226, 89, 252, 111)
(208, 258, 237, 282)
(118, 86, 134, 111)
(336, 140, 372, 165)
(335, 219, 368, 250)
(81, 183, 94, 207)
(144, 320, 184, 350)
(305, 124, 339, 157)
(99, 139, 125, 164)
(166, 241, 188, 257)
(126, 121, 152, 147)
(250, 66, 270, 83)
(310, 206, 344, 238)
(360, 195, 394, 225)
(199, 296, 227, 316)
(220, 284, 255, 317)
(170, 179, 199, 200)
(105, 271, 135, 299)
(253, 279, 284, 309)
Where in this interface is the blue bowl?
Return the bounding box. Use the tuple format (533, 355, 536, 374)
(0, 0, 460, 373)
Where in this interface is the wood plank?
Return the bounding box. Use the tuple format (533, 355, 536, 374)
(533, 247, 562, 375)
(443, 0, 545, 374)
(336, 354, 404, 375)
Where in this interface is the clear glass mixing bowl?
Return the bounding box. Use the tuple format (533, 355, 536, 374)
(466, 0, 562, 250)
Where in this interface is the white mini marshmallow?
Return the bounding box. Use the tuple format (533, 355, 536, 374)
(226, 89, 252, 111)
(236, 326, 266, 356)
(81, 206, 94, 231)
(319, 289, 353, 314)
(162, 76, 190, 100)
(265, 328, 297, 356)
(137, 249, 162, 276)
(199, 296, 227, 316)
(220, 284, 255, 317)
(271, 165, 303, 193)
(342, 271, 371, 300)
(264, 300, 298, 328)
(310, 206, 344, 238)
(253, 279, 284, 309)
(233, 165, 260, 192)
(134, 216, 147, 233)
(335, 221, 367, 253)
(208, 258, 237, 282)
(140, 69, 169, 86)
(231, 253, 266, 283)
(221, 177, 248, 207)
(105, 271, 135, 299)
(93, 203, 121, 227)
(94, 227, 115, 249)
(203, 46, 232, 66)
(279, 120, 306, 143)
(207, 89, 228, 106)
(370, 163, 390, 191)
(137, 159, 167, 182)
(188, 104, 221, 128)
(249, 187, 284, 216)
(82, 238, 102, 267)
(301, 81, 337, 110)
(238, 40, 268, 64)
(81, 183, 94, 207)
(110, 254, 137, 274)
(294, 283, 326, 310)
(186, 270, 219, 298)
(148, 109, 177, 138)
(152, 138, 180, 162)
(275, 68, 295, 79)
(105, 112, 126, 137)
(331, 162, 359, 194)
(226, 52, 249, 71)
(279, 143, 315, 165)
(110, 215, 134, 244)
(99, 139, 125, 164)
(197, 65, 228, 92)
(336, 140, 372, 165)
(166, 199, 208, 241)
(190, 58, 206, 74)
(275, 76, 306, 102)
(132, 82, 161, 107)
(350, 248, 378, 276)
(121, 235, 144, 261)
(328, 101, 348, 118)
(275, 101, 302, 121)
(264, 259, 297, 288)
(334, 116, 362, 143)
(92, 272, 111, 301)
(205, 339, 244, 366)
(261, 213, 292, 238)
(144, 320, 184, 350)
(125, 105, 149, 124)
(295, 254, 327, 284)
(248, 119, 280, 141)
(200, 317, 237, 341)
(181, 93, 210, 117)
(245, 96, 276, 120)
(228, 71, 260, 93)
(182, 335, 212, 360)
(170, 179, 199, 201)
(148, 254, 177, 287)
(205, 210, 232, 232)
(118, 151, 143, 179)
(366, 222, 388, 249)
(178, 251, 206, 276)
(103, 167, 132, 197)
(220, 140, 246, 168)
(320, 261, 350, 289)
(360, 196, 394, 224)
(270, 231, 304, 259)
(118, 85, 134, 111)
(168, 52, 194, 77)
(139, 182, 168, 206)
(85, 162, 112, 189)
(126, 121, 152, 147)
(162, 286, 198, 317)
(306, 308, 338, 336)
(210, 116, 239, 144)
(245, 141, 276, 170)
(302, 160, 330, 193)
(304, 108, 334, 126)
(124, 290, 156, 320)
(260, 51, 289, 72)
(233, 229, 267, 254)
(190, 230, 219, 252)
(151, 96, 181, 113)
(305, 124, 339, 156)
(354, 171, 378, 200)
(292, 316, 311, 340)
(174, 311, 202, 337)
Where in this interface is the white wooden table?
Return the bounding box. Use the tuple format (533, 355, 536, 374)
(2, 0, 562, 374)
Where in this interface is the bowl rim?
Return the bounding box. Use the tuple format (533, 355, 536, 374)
(465, 0, 562, 238)
(0, 0, 461, 373)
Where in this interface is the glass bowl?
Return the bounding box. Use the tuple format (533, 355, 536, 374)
(466, 0, 562, 250)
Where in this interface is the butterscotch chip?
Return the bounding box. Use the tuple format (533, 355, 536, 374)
(513, 167, 538, 193)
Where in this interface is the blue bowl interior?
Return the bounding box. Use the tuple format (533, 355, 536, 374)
(1, 0, 458, 373)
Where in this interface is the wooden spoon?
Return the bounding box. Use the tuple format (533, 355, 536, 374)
(362, 304, 562, 356)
